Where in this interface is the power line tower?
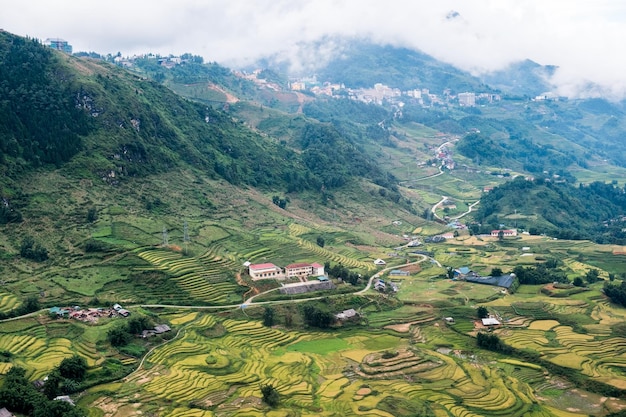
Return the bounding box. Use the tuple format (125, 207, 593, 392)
(162, 226, 169, 247)
(183, 221, 190, 255)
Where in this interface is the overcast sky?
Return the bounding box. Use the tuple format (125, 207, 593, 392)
(2, 0, 626, 98)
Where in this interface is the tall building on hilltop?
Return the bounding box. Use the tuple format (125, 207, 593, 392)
(458, 92, 476, 107)
(44, 38, 72, 54)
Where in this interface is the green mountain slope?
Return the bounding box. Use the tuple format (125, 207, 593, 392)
(0, 31, 425, 307)
(472, 177, 626, 243)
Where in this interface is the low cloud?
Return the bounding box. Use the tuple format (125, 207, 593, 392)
(2, 0, 626, 99)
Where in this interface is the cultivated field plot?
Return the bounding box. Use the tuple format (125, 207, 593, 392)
(0, 317, 124, 381)
(397, 277, 503, 304)
(82, 311, 625, 417)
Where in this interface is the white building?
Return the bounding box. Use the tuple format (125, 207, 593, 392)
(248, 263, 284, 280)
(458, 92, 476, 107)
(285, 262, 325, 278)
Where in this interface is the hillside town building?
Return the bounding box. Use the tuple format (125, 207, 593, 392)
(44, 38, 72, 54)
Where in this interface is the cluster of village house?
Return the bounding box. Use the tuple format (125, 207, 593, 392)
(48, 304, 172, 338)
(49, 303, 130, 323)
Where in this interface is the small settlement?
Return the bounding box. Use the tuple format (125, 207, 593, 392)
(48, 303, 130, 324)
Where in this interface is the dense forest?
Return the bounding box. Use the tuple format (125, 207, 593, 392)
(0, 33, 91, 170)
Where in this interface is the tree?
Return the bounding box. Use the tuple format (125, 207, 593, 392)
(19, 295, 40, 314)
(573, 277, 584, 287)
(107, 325, 131, 347)
(127, 316, 153, 334)
(260, 384, 280, 407)
(20, 236, 48, 262)
(59, 355, 88, 381)
(491, 267, 503, 277)
(263, 307, 275, 327)
(586, 269, 600, 284)
(86, 207, 98, 223)
(42, 371, 61, 399)
(316, 236, 325, 248)
(497, 230, 504, 241)
(477, 306, 489, 319)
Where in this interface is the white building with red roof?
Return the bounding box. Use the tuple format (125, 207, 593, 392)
(248, 263, 285, 280)
(490, 229, 518, 238)
(285, 262, 325, 278)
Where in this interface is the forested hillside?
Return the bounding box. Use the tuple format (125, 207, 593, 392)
(473, 177, 626, 243)
(0, 33, 91, 169)
(0, 32, 406, 222)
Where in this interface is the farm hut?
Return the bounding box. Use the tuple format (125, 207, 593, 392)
(481, 318, 501, 326)
(53, 396, 75, 406)
(389, 270, 410, 277)
(113, 303, 122, 311)
(118, 309, 130, 317)
(154, 324, 171, 334)
(465, 274, 516, 289)
(336, 309, 359, 320)
(374, 259, 386, 265)
(444, 317, 455, 324)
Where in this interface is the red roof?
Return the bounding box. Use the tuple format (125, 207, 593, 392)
(285, 263, 312, 269)
(249, 263, 279, 270)
(311, 263, 323, 268)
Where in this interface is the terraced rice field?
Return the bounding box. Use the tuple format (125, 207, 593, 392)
(81, 311, 619, 417)
(498, 320, 626, 388)
(0, 319, 113, 380)
(0, 292, 20, 313)
(136, 248, 242, 304)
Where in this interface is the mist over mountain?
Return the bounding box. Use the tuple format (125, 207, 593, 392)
(253, 39, 541, 96)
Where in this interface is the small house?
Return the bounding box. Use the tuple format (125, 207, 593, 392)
(335, 309, 358, 320)
(113, 304, 122, 311)
(481, 317, 501, 326)
(154, 324, 171, 334)
(118, 309, 130, 317)
(374, 259, 386, 266)
(444, 317, 455, 324)
(53, 396, 75, 406)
